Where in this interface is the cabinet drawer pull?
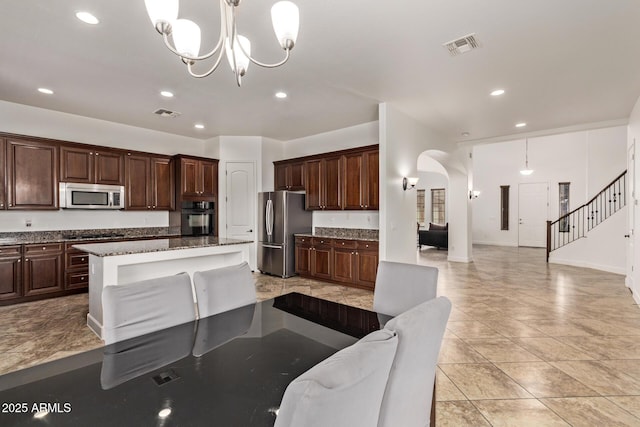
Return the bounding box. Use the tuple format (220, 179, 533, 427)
(42, 247, 46, 250)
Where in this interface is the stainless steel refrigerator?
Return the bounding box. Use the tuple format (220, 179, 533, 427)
(258, 191, 312, 278)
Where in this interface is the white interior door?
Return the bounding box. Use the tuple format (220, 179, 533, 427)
(226, 162, 256, 242)
(628, 142, 635, 291)
(518, 182, 548, 247)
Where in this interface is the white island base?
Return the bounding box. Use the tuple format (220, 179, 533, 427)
(74, 239, 251, 340)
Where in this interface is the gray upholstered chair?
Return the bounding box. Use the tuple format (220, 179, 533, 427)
(102, 272, 196, 345)
(274, 329, 398, 427)
(193, 261, 257, 318)
(373, 261, 439, 317)
(378, 296, 452, 427)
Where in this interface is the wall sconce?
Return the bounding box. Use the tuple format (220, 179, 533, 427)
(469, 190, 480, 200)
(402, 177, 419, 191)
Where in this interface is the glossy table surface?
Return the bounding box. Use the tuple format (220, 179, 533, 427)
(0, 293, 382, 427)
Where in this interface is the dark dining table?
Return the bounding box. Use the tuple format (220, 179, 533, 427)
(0, 293, 385, 427)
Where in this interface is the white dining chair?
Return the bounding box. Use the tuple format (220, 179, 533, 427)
(102, 272, 196, 345)
(373, 261, 439, 317)
(378, 296, 452, 427)
(274, 329, 398, 427)
(192, 261, 257, 318)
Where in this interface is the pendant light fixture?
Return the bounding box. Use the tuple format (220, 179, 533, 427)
(520, 138, 534, 176)
(144, 0, 300, 86)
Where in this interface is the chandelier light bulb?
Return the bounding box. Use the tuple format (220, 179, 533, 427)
(172, 19, 201, 58)
(144, 0, 179, 28)
(226, 35, 251, 75)
(271, 1, 299, 49)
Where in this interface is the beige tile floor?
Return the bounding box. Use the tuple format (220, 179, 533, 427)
(1, 245, 639, 426)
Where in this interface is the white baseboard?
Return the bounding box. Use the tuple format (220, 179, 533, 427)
(548, 257, 626, 275)
(472, 240, 518, 247)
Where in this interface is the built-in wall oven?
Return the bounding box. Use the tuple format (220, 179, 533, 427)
(180, 201, 215, 236)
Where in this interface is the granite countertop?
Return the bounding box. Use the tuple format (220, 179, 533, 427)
(0, 227, 182, 246)
(73, 236, 252, 257)
(295, 227, 379, 242)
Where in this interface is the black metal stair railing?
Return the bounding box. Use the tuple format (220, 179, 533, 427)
(546, 170, 627, 261)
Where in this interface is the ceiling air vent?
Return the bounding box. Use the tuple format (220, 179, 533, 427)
(443, 33, 480, 56)
(153, 108, 181, 118)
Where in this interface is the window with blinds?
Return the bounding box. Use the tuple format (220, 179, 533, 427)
(431, 188, 445, 225)
(417, 189, 425, 225)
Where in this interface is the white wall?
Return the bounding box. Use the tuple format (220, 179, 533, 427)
(472, 126, 627, 273)
(551, 206, 627, 274)
(0, 100, 205, 232)
(627, 96, 640, 302)
(473, 126, 627, 247)
(378, 104, 468, 264)
(282, 121, 381, 230)
(283, 122, 378, 159)
(261, 137, 284, 192)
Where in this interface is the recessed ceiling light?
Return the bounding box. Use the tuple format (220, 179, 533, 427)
(461, 132, 470, 137)
(490, 89, 505, 96)
(76, 11, 99, 25)
(194, 124, 205, 129)
(275, 92, 287, 99)
(515, 122, 527, 128)
(160, 91, 174, 98)
(38, 88, 54, 95)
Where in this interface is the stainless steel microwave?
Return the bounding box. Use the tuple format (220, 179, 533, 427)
(59, 182, 125, 209)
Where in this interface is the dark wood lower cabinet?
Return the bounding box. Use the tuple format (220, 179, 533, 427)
(23, 244, 64, 297)
(295, 237, 378, 290)
(0, 246, 23, 301)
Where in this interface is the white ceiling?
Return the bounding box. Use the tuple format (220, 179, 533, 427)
(2, 1, 640, 142)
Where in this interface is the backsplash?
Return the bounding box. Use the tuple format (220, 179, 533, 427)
(0, 209, 168, 232)
(312, 210, 379, 230)
(314, 227, 379, 240)
(0, 227, 181, 244)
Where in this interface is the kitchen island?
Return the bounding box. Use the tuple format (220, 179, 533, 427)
(74, 236, 252, 339)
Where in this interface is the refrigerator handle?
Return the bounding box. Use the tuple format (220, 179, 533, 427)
(266, 199, 273, 237)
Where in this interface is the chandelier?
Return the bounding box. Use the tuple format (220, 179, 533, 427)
(144, 0, 300, 86)
(520, 138, 534, 176)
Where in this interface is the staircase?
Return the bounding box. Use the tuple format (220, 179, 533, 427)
(546, 170, 627, 261)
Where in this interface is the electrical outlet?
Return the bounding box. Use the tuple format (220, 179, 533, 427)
(25, 219, 32, 227)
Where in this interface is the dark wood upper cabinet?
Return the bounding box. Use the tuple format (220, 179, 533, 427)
(94, 150, 125, 185)
(364, 150, 379, 210)
(125, 154, 151, 210)
(0, 139, 5, 210)
(274, 160, 305, 191)
(151, 156, 175, 210)
(304, 156, 342, 210)
(60, 145, 124, 185)
(279, 145, 378, 211)
(176, 156, 218, 201)
(125, 153, 174, 211)
(6, 138, 58, 210)
(304, 159, 322, 210)
(200, 160, 217, 199)
(343, 149, 378, 210)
